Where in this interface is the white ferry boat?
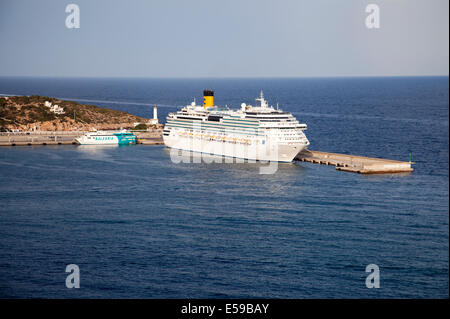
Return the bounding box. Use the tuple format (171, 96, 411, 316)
(163, 90, 309, 162)
(75, 130, 136, 145)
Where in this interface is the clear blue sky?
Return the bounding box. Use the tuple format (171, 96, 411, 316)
(0, 0, 448, 77)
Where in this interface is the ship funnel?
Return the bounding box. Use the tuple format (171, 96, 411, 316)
(203, 90, 214, 108)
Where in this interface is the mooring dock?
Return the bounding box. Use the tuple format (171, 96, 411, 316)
(0, 131, 82, 146)
(135, 130, 164, 145)
(295, 149, 414, 174)
(0, 130, 164, 146)
(136, 138, 164, 145)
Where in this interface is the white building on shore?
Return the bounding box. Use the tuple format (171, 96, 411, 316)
(44, 101, 65, 115)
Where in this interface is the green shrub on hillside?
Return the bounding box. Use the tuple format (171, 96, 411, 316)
(133, 123, 148, 130)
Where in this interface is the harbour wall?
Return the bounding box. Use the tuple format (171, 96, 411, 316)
(295, 149, 414, 174)
(0, 133, 413, 174)
(0, 129, 164, 146)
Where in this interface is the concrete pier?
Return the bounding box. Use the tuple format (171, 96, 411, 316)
(0, 130, 164, 146)
(0, 132, 414, 174)
(134, 129, 164, 145)
(295, 149, 414, 174)
(136, 138, 164, 145)
(0, 131, 83, 146)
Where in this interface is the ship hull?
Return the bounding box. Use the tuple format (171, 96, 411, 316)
(163, 135, 306, 162)
(75, 133, 136, 145)
(75, 136, 120, 145)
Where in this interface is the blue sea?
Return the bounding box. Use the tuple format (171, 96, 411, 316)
(0, 77, 448, 298)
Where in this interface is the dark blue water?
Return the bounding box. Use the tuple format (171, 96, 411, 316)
(0, 77, 448, 298)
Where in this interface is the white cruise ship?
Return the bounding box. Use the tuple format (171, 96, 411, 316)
(163, 90, 310, 162)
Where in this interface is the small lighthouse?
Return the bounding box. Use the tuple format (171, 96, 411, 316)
(153, 105, 158, 122)
(148, 105, 159, 125)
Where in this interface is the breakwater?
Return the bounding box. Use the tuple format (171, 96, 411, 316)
(295, 149, 414, 174)
(0, 129, 163, 146)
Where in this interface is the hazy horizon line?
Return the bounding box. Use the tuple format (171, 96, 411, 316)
(0, 75, 448, 80)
